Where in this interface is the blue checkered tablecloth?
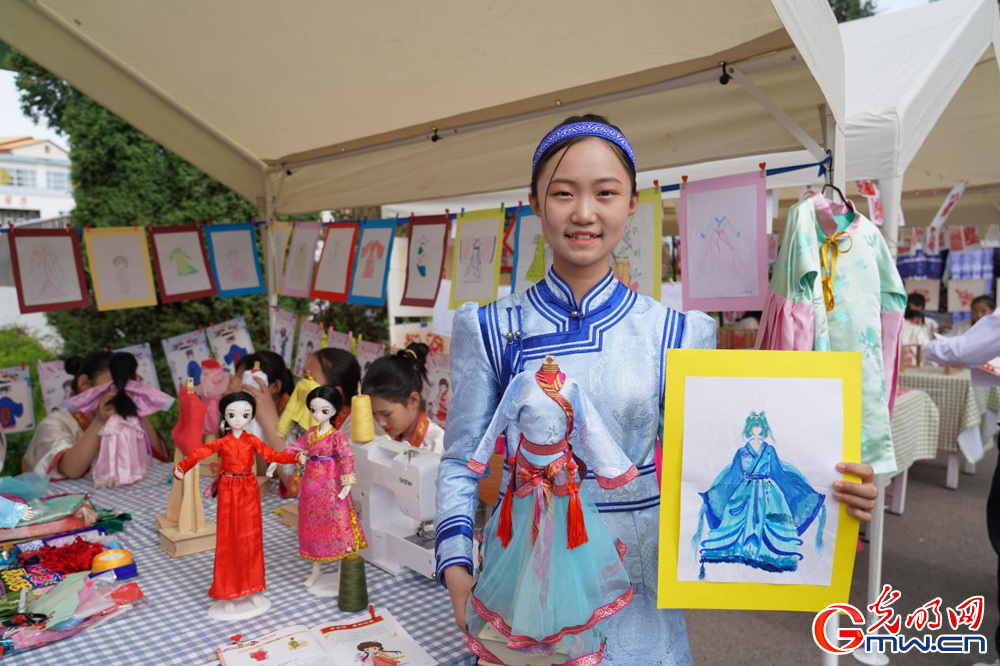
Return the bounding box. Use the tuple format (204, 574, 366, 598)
(9, 462, 475, 665)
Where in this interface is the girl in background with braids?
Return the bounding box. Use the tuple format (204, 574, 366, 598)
(361, 342, 445, 454)
(65, 351, 174, 487)
(24, 351, 171, 480)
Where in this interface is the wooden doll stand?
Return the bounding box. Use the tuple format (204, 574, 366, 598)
(280, 502, 299, 528)
(157, 448, 217, 557)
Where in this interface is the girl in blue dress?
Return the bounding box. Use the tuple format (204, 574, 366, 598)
(435, 114, 880, 665)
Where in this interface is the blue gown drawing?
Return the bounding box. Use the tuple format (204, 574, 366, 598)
(224, 344, 248, 369)
(463, 357, 637, 663)
(186, 359, 202, 386)
(0, 396, 24, 429)
(436, 267, 717, 666)
(692, 411, 826, 580)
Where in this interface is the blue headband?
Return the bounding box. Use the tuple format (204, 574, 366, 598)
(532, 121, 637, 173)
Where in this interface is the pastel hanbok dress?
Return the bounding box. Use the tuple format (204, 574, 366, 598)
(285, 426, 366, 561)
(463, 363, 637, 663)
(66, 379, 174, 488)
(692, 436, 826, 579)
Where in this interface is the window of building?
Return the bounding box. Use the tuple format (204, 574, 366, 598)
(0, 168, 37, 188)
(46, 171, 70, 191)
(0, 209, 41, 226)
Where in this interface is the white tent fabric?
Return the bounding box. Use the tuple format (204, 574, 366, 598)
(0, 0, 844, 214)
(843, 0, 1000, 187)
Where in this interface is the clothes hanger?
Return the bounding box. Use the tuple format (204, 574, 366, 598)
(821, 183, 847, 205)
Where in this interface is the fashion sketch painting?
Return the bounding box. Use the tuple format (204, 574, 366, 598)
(0, 366, 35, 434)
(679, 171, 767, 312)
(9, 227, 90, 313)
(83, 226, 158, 311)
(293, 319, 324, 378)
(510, 205, 552, 292)
(401, 214, 449, 307)
(207, 316, 256, 374)
(449, 209, 503, 308)
(611, 187, 662, 300)
(204, 223, 265, 298)
(349, 219, 396, 306)
(271, 307, 298, 367)
(37, 360, 74, 415)
(149, 224, 216, 303)
(162, 329, 213, 393)
(311, 223, 358, 302)
(281, 222, 322, 298)
(659, 349, 862, 612)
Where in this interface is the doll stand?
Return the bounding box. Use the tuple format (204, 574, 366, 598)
(477, 625, 570, 665)
(157, 449, 217, 557)
(305, 569, 340, 598)
(280, 502, 299, 529)
(207, 594, 272, 622)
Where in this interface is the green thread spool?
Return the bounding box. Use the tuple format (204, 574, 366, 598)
(338, 553, 369, 612)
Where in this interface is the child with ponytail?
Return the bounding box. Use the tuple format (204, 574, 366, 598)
(361, 343, 444, 454)
(64, 351, 174, 487)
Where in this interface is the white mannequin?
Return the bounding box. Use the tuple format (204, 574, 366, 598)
(174, 398, 306, 619)
(267, 395, 352, 594)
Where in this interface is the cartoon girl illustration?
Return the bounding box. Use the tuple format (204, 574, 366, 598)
(169, 246, 199, 276)
(691, 411, 826, 580)
(434, 377, 449, 424)
(356, 641, 404, 665)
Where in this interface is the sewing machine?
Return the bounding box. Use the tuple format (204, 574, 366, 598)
(348, 435, 439, 579)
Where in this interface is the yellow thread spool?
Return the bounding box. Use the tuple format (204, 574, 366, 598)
(351, 394, 375, 443)
(91, 549, 133, 573)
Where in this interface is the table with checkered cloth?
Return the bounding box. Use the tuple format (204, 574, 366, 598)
(12, 462, 475, 666)
(891, 389, 940, 472)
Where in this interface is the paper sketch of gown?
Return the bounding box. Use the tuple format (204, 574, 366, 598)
(464, 238, 483, 283)
(113, 256, 131, 296)
(698, 216, 744, 279)
(613, 225, 640, 291)
(169, 246, 199, 276)
(226, 250, 250, 285)
(416, 239, 428, 277)
(360, 239, 385, 279)
(525, 235, 547, 283)
(691, 411, 826, 579)
(30, 243, 67, 300)
(290, 242, 309, 286)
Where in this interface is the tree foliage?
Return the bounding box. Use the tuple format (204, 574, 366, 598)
(828, 0, 877, 22)
(0, 327, 55, 475)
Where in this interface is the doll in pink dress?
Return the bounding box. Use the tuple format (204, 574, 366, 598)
(276, 385, 367, 592)
(67, 352, 174, 487)
(196, 359, 230, 436)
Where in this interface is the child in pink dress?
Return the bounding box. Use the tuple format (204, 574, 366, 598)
(66, 352, 173, 487)
(284, 385, 367, 588)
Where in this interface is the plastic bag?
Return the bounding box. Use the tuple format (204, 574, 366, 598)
(0, 474, 48, 502)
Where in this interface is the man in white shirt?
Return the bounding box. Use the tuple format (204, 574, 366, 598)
(951, 294, 996, 337)
(924, 312, 1000, 666)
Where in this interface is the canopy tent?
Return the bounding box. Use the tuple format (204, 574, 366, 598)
(0, 0, 844, 218)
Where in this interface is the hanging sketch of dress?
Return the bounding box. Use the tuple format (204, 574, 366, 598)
(360, 239, 386, 279)
(692, 411, 826, 580)
(0, 391, 25, 429)
(525, 235, 547, 283)
(31, 244, 67, 299)
(226, 250, 250, 284)
(416, 239, 428, 277)
(113, 256, 131, 296)
(290, 242, 309, 286)
(698, 216, 744, 278)
(169, 246, 199, 276)
(462, 237, 494, 284)
(613, 225, 640, 292)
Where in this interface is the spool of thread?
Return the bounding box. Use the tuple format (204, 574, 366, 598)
(91, 549, 133, 573)
(337, 553, 369, 612)
(351, 394, 375, 443)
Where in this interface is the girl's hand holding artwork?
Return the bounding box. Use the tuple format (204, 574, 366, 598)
(443, 565, 473, 631)
(834, 461, 878, 522)
(337, 486, 351, 501)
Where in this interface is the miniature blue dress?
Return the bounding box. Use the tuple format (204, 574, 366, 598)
(436, 267, 717, 665)
(464, 360, 636, 662)
(692, 430, 826, 579)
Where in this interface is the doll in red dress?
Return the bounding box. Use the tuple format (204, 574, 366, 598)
(173, 391, 306, 620)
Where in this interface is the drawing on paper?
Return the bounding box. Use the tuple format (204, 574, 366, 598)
(31, 243, 68, 300)
(524, 234, 548, 283)
(461, 237, 494, 284)
(113, 255, 131, 295)
(698, 216, 745, 279)
(415, 238, 428, 277)
(356, 641, 405, 665)
(691, 410, 826, 581)
(360, 239, 386, 279)
(169, 246, 199, 276)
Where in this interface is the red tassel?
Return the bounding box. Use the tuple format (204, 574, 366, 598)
(566, 482, 589, 550)
(496, 458, 515, 548)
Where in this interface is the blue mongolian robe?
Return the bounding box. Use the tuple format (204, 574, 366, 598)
(436, 267, 716, 665)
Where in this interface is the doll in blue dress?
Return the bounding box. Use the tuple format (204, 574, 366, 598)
(692, 411, 826, 580)
(463, 355, 637, 663)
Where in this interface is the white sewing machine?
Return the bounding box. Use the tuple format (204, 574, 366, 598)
(348, 435, 439, 579)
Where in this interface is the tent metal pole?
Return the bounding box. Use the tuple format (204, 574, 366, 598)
(729, 65, 827, 162)
(260, 175, 278, 341)
(878, 177, 903, 256)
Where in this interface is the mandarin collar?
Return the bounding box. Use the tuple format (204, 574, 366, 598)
(540, 266, 619, 315)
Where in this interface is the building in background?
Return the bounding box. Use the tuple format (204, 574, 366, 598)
(0, 136, 74, 225)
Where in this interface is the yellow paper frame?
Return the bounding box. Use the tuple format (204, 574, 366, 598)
(640, 186, 663, 301)
(449, 208, 504, 309)
(658, 349, 862, 612)
(84, 227, 158, 311)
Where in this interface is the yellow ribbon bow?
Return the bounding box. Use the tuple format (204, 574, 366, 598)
(820, 230, 852, 312)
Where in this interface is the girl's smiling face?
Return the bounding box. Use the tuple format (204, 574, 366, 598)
(529, 137, 637, 276)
